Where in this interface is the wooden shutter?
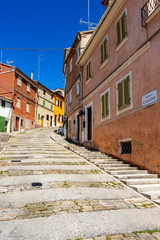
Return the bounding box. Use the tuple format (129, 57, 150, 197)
(104, 39, 108, 60)
(121, 13, 127, 39)
(118, 82, 123, 109)
(124, 76, 130, 105)
(100, 44, 103, 64)
(116, 20, 121, 45)
(89, 61, 91, 78)
(101, 95, 105, 118)
(86, 65, 88, 80)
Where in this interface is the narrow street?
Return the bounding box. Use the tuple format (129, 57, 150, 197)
(0, 129, 160, 240)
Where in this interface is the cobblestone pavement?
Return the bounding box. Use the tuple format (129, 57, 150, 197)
(0, 129, 160, 240)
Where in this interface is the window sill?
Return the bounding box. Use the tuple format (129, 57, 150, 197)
(117, 103, 132, 115)
(99, 58, 108, 70)
(116, 36, 128, 52)
(101, 114, 110, 122)
(85, 78, 92, 85)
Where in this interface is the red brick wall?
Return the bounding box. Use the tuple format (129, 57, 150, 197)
(0, 71, 15, 99)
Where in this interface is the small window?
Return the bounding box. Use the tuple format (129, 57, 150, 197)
(43, 100, 45, 107)
(27, 83, 30, 93)
(101, 90, 109, 118)
(69, 90, 72, 104)
(60, 101, 62, 108)
(38, 113, 41, 120)
(46, 114, 49, 120)
(117, 75, 131, 110)
(26, 103, 30, 113)
(120, 140, 132, 154)
(51, 95, 53, 100)
(51, 104, 53, 110)
(1, 100, 5, 108)
(58, 114, 61, 121)
(68, 119, 71, 134)
(21, 119, 23, 126)
(43, 90, 46, 95)
(69, 58, 72, 73)
(86, 61, 91, 81)
(17, 77, 22, 87)
(116, 11, 127, 45)
(16, 97, 21, 109)
(100, 38, 108, 64)
(76, 81, 80, 96)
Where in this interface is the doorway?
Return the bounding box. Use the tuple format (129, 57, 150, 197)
(41, 116, 44, 127)
(76, 114, 80, 141)
(50, 116, 53, 127)
(15, 117, 19, 131)
(85, 102, 93, 142)
(55, 115, 57, 126)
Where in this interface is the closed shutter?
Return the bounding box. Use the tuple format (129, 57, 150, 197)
(100, 44, 103, 64)
(105, 92, 109, 116)
(89, 61, 91, 78)
(121, 13, 127, 39)
(116, 20, 121, 45)
(101, 95, 105, 118)
(104, 39, 108, 60)
(118, 82, 123, 109)
(124, 76, 130, 105)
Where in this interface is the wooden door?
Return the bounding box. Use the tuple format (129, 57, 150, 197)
(41, 116, 44, 126)
(55, 115, 57, 126)
(87, 107, 92, 140)
(15, 117, 19, 131)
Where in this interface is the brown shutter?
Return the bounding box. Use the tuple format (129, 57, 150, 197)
(118, 82, 123, 109)
(124, 76, 130, 105)
(89, 61, 91, 78)
(121, 13, 127, 39)
(116, 20, 121, 45)
(105, 92, 109, 115)
(101, 95, 105, 118)
(104, 39, 108, 59)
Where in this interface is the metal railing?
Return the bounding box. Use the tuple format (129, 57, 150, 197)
(141, 0, 160, 26)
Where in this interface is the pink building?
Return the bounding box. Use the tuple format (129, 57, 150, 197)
(64, 0, 160, 175)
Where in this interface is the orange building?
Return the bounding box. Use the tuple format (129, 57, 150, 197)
(53, 89, 64, 127)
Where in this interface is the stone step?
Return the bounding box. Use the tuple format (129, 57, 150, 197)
(98, 163, 127, 168)
(108, 170, 148, 175)
(3, 150, 71, 154)
(154, 199, 160, 204)
(114, 173, 158, 179)
(104, 166, 138, 171)
(141, 191, 160, 200)
(122, 178, 160, 185)
(132, 184, 160, 192)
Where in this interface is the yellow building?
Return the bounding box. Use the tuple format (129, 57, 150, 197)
(53, 89, 64, 127)
(35, 82, 54, 128)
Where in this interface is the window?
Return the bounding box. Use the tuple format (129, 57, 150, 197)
(100, 37, 108, 64)
(1, 100, 5, 108)
(43, 100, 45, 107)
(38, 113, 41, 120)
(116, 10, 127, 45)
(117, 75, 131, 110)
(69, 90, 72, 104)
(69, 58, 72, 73)
(86, 60, 91, 81)
(17, 77, 22, 87)
(51, 95, 53, 100)
(62, 115, 63, 123)
(60, 101, 62, 108)
(55, 98, 59, 106)
(68, 119, 71, 134)
(21, 119, 23, 126)
(16, 97, 21, 109)
(26, 103, 30, 113)
(58, 114, 61, 122)
(43, 90, 46, 95)
(46, 114, 49, 120)
(101, 89, 110, 118)
(51, 104, 53, 110)
(119, 140, 132, 154)
(27, 83, 30, 93)
(76, 81, 80, 96)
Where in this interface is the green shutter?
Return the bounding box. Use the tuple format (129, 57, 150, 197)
(0, 116, 5, 132)
(118, 82, 123, 109)
(43, 100, 45, 107)
(51, 104, 53, 110)
(89, 61, 91, 78)
(124, 76, 130, 105)
(100, 44, 103, 64)
(116, 20, 121, 45)
(104, 39, 107, 60)
(105, 92, 109, 116)
(2, 100, 5, 108)
(121, 13, 127, 39)
(101, 95, 105, 118)
(38, 113, 40, 120)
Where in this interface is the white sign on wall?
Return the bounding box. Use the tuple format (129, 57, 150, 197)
(142, 89, 158, 107)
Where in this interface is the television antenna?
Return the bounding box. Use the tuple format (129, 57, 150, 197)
(6, 59, 14, 65)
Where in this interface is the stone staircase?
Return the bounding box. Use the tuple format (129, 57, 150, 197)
(64, 144, 160, 205)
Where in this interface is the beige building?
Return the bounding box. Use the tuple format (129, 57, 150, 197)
(35, 82, 54, 128)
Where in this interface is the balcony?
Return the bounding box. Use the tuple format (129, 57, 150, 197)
(141, 0, 160, 26)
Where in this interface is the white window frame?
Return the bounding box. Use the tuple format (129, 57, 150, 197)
(100, 87, 110, 122)
(76, 81, 80, 96)
(69, 58, 72, 73)
(26, 102, 30, 113)
(69, 90, 72, 104)
(16, 97, 21, 109)
(116, 71, 133, 115)
(17, 77, 22, 87)
(68, 118, 72, 134)
(27, 83, 30, 93)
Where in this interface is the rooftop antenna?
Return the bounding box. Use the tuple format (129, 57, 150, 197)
(38, 55, 44, 82)
(6, 59, 14, 65)
(79, 0, 97, 30)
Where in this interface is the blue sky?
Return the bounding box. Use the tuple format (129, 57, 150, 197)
(1, 0, 105, 90)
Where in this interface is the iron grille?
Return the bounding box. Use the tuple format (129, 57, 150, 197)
(141, 0, 160, 26)
(120, 141, 132, 154)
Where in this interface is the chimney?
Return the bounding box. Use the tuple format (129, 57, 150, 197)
(31, 71, 34, 80)
(101, 0, 110, 7)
